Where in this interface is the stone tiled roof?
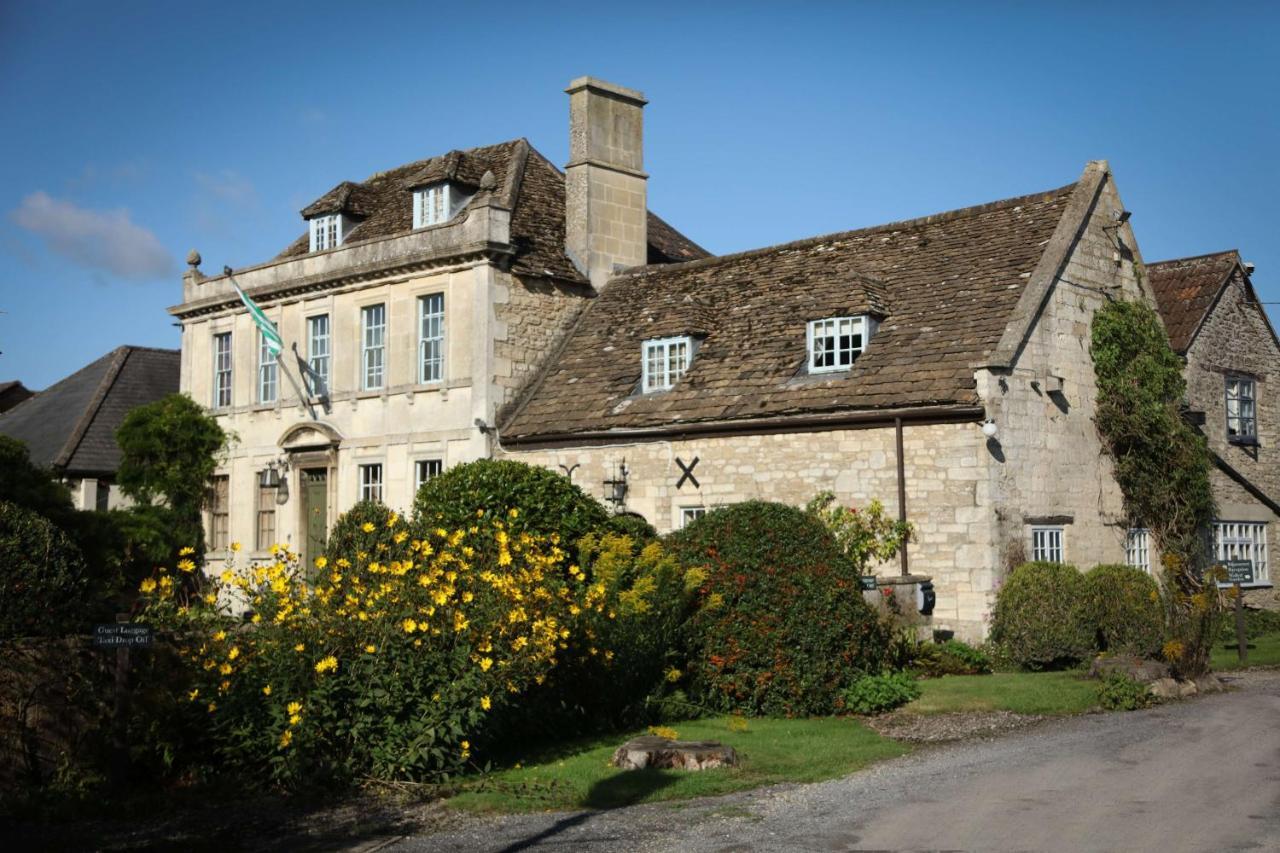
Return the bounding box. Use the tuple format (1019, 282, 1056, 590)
(502, 182, 1082, 441)
(0, 346, 179, 476)
(1147, 250, 1242, 354)
(278, 139, 709, 281)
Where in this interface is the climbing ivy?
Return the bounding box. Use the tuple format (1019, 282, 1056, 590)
(1091, 299, 1223, 677)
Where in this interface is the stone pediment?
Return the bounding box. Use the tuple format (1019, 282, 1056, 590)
(279, 422, 341, 451)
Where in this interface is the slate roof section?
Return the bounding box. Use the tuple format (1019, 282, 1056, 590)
(501, 182, 1081, 441)
(0, 346, 179, 476)
(1147, 250, 1242, 354)
(0, 381, 33, 413)
(278, 139, 709, 280)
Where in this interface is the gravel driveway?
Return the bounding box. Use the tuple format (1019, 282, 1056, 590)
(396, 669, 1280, 853)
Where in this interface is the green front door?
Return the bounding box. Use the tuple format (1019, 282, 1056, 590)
(302, 468, 328, 574)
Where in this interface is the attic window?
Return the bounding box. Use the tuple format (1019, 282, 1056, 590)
(413, 183, 452, 228)
(807, 316, 876, 373)
(309, 214, 343, 251)
(642, 335, 694, 393)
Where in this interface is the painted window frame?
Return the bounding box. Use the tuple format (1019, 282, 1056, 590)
(641, 335, 694, 393)
(358, 462, 384, 503)
(413, 183, 452, 228)
(212, 331, 233, 409)
(417, 293, 445, 384)
(1125, 527, 1151, 573)
(360, 303, 387, 391)
(413, 458, 443, 494)
(1225, 375, 1258, 442)
(679, 507, 708, 529)
(308, 214, 343, 251)
(257, 330, 278, 404)
(306, 313, 331, 395)
(807, 315, 875, 374)
(209, 474, 230, 550)
(256, 478, 276, 551)
(1213, 520, 1270, 585)
(1030, 525, 1064, 563)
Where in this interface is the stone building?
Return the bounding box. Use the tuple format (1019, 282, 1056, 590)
(169, 78, 705, 570)
(0, 346, 179, 510)
(1150, 251, 1279, 605)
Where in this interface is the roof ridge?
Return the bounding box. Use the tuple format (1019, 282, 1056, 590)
(54, 347, 131, 469)
(359, 138, 527, 185)
(1147, 249, 1240, 268)
(612, 181, 1080, 282)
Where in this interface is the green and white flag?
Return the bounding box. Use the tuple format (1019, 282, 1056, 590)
(230, 279, 283, 356)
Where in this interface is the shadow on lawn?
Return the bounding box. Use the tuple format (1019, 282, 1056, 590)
(496, 769, 677, 852)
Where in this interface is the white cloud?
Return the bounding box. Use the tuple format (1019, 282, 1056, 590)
(194, 169, 258, 206)
(11, 191, 174, 281)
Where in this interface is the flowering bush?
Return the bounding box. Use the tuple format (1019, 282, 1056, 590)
(804, 491, 911, 572)
(669, 501, 890, 717)
(139, 507, 599, 786)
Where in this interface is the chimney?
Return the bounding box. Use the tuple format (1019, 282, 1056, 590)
(564, 77, 648, 289)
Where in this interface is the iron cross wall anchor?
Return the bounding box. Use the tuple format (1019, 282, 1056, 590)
(675, 456, 700, 490)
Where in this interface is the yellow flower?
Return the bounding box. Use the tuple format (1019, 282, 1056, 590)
(177, 559, 196, 573)
(279, 729, 293, 748)
(204, 593, 218, 605)
(286, 701, 302, 715)
(187, 688, 200, 701)
(179, 546, 195, 556)
(289, 713, 302, 726)
(461, 739, 470, 750)
(364, 644, 377, 654)
(213, 630, 227, 642)
(227, 647, 240, 660)
(480, 696, 491, 711)
(402, 618, 418, 633)
(508, 508, 519, 519)
(139, 578, 157, 594)
(263, 685, 272, 696)
(479, 657, 493, 672)
(208, 702, 217, 713)
(230, 541, 241, 552)
(387, 513, 399, 528)
(314, 556, 328, 570)
(294, 643, 305, 652)
(454, 611, 469, 632)
(219, 663, 232, 675)
(314, 655, 338, 674)
(361, 522, 375, 533)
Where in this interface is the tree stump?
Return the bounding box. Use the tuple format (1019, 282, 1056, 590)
(611, 736, 738, 771)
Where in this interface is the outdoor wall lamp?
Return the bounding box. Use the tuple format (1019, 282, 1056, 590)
(981, 420, 999, 439)
(260, 460, 292, 505)
(603, 460, 629, 508)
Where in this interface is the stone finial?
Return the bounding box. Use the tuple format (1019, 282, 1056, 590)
(479, 170, 496, 191)
(186, 249, 202, 269)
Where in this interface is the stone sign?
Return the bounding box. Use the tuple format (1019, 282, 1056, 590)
(93, 623, 154, 648)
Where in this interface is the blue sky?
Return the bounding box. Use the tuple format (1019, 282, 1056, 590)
(2, 1, 1277, 388)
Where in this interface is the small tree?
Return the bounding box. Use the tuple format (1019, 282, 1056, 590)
(116, 393, 228, 563)
(0, 435, 76, 526)
(805, 492, 912, 572)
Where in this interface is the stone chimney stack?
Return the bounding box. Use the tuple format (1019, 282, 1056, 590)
(564, 77, 648, 289)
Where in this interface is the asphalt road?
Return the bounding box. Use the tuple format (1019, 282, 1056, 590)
(398, 670, 1280, 853)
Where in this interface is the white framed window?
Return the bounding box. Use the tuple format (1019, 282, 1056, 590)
(308, 214, 343, 252)
(414, 459, 443, 494)
(1213, 521, 1269, 584)
(1031, 526, 1064, 563)
(413, 184, 452, 228)
(257, 331, 278, 404)
(679, 507, 708, 529)
(1226, 376, 1257, 440)
(256, 480, 276, 551)
(358, 463, 384, 503)
(306, 314, 330, 395)
(212, 332, 233, 409)
(209, 475, 230, 550)
(418, 294, 445, 384)
(642, 336, 693, 393)
(807, 315, 875, 373)
(361, 304, 386, 390)
(1126, 528, 1151, 573)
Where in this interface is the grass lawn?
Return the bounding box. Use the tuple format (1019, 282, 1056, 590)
(905, 671, 1098, 716)
(447, 716, 908, 813)
(1212, 632, 1280, 671)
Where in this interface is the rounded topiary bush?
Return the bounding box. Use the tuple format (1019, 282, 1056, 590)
(668, 501, 890, 716)
(412, 459, 608, 548)
(990, 561, 1092, 670)
(322, 500, 400, 570)
(1082, 563, 1163, 657)
(604, 512, 658, 543)
(0, 501, 92, 639)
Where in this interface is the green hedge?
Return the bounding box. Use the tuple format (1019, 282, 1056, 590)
(990, 561, 1092, 670)
(1082, 563, 1163, 656)
(0, 501, 94, 639)
(668, 501, 889, 716)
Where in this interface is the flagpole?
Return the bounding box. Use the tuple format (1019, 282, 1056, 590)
(225, 268, 317, 420)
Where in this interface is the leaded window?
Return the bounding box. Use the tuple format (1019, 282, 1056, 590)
(1226, 376, 1257, 440)
(641, 336, 693, 393)
(807, 316, 874, 373)
(1214, 521, 1269, 584)
(1126, 528, 1151, 572)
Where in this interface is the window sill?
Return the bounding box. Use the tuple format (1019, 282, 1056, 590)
(1228, 436, 1260, 447)
(355, 389, 385, 400)
(1216, 582, 1273, 590)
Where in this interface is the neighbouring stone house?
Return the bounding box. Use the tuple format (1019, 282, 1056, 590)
(172, 75, 1275, 638)
(0, 346, 180, 510)
(1149, 251, 1280, 607)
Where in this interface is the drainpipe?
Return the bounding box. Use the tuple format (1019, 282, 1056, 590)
(896, 416, 909, 576)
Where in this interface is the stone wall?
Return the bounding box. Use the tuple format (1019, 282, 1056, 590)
(493, 273, 590, 410)
(1184, 269, 1280, 606)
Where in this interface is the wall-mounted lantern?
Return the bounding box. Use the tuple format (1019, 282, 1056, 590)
(603, 460, 628, 508)
(260, 460, 291, 505)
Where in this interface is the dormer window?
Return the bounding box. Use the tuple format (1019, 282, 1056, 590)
(642, 335, 694, 393)
(807, 315, 876, 373)
(309, 214, 343, 251)
(413, 183, 452, 228)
